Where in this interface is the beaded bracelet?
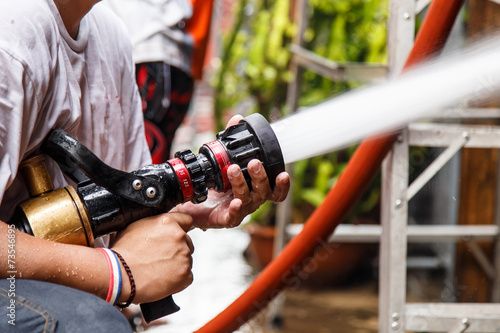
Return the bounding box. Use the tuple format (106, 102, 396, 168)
(97, 248, 122, 306)
(111, 250, 136, 309)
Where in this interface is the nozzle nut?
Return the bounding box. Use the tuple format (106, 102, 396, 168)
(146, 187, 157, 199)
(133, 179, 143, 190)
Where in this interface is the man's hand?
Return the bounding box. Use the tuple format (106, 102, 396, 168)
(177, 115, 290, 230)
(110, 212, 194, 304)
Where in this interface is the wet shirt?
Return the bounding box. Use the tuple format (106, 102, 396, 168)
(0, 0, 151, 221)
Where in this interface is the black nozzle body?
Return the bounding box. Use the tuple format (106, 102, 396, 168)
(12, 113, 284, 237)
(221, 113, 285, 189)
(197, 113, 285, 192)
(79, 163, 184, 237)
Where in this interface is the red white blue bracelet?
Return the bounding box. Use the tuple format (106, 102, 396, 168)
(97, 248, 122, 306)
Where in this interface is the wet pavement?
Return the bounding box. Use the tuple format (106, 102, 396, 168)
(144, 227, 381, 333)
(143, 226, 444, 333)
(273, 285, 379, 333)
(238, 282, 379, 333)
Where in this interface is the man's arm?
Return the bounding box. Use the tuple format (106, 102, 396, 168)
(0, 221, 112, 299)
(0, 211, 195, 304)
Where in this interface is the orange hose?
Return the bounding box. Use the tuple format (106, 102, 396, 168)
(195, 1, 464, 332)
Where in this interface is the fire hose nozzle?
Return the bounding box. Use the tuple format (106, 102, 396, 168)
(9, 113, 284, 322)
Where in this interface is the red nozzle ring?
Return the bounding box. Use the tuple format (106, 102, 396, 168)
(168, 158, 194, 202)
(205, 140, 232, 192)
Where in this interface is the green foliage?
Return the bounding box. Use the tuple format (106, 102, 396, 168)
(300, 0, 388, 106)
(294, 153, 339, 207)
(249, 201, 275, 226)
(212, 0, 295, 131)
(293, 148, 381, 225)
(215, 0, 389, 225)
(290, 0, 388, 224)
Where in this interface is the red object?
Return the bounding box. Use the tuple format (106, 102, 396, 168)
(96, 248, 114, 303)
(195, 1, 465, 332)
(204, 140, 232, 192)
(185, 0, 216, 80)
(143, 120, 167, 164)
(168, 158, 195, 202)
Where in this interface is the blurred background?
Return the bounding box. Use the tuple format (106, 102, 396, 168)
(138, 0, 500, 332)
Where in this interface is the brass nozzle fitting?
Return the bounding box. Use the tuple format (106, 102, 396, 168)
(17, 155, 94, 246)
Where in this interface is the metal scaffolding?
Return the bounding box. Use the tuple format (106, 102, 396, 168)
(281, 0, 500, 332)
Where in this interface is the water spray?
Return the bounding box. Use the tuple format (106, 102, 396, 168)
(272, 37, 500, 164)
(10, 113, 284, 322)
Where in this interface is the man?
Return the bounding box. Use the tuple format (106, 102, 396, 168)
(104, 0, 216, 163)
(0, 0, 289, 331)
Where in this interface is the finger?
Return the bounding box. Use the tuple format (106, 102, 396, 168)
(225, 115, 244, 129)
(270, 172, 290, 202)
(185, 234, 195, 255)
(225, 198, 244, 228)
(169, 212, 194, 232)
(248, 160, 271, 200)
(227, 164, 251, 204)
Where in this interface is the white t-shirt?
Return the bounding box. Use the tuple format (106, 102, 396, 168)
(102, 0, 194, 74)
(0, 0, 152, 221)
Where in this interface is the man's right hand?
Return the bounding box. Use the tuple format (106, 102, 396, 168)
(110, 212, 194, 304)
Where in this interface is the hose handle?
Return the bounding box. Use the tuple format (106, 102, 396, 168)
(42, 129, 165, 207)
(140, 295, 180, 323)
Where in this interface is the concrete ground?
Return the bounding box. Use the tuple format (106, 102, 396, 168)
(269, 284, 379, 333)
(240, 269, 446, 333)
(237, 281, 378, 333)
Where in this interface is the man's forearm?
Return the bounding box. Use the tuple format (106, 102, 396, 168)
(0, 221, 123, 301)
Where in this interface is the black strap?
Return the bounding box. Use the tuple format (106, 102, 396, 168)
(41, 129, 164, 207)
